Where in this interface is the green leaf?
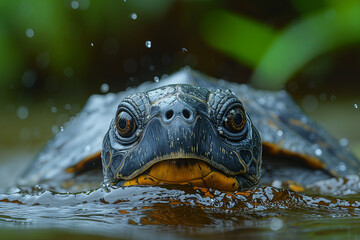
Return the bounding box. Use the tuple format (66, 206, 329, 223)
(200, 10, 276, 67)
(251, 3, 360, 89)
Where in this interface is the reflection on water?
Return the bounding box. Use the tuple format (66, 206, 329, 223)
(1, 185, 360, 239)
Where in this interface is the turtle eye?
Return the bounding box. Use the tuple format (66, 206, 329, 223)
(224, 107, 245, 133)
(116, 111, 136, 137)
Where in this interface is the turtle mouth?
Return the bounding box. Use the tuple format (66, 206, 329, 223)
(123, 158, 239, 191)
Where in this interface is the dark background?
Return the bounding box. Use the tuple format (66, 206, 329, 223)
(0, 0, 359, 152)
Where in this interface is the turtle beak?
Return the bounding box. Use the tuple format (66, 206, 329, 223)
(122, 158, 239, 191)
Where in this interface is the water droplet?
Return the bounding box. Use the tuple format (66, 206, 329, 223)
(101, 179, 112, 192)
(182, 48, 188, 53)
(22, 70, 37, 88)
(339, 138, 348, 147)
(85, 145, 91, 151)
(331, 95, 336, 102)
(71, 0, 79, 9)
(149, 65, 155, 71)
(217, 128, 224, 135)
(100, 83, 109, 93)
(354, 103, 358, 109)
(270, 217, 283, 231)
(315, 148, 322, 156)
(154, 76, 159, 83)
(90, 42, 94, 47)
(130, 13, 137, 20)
(277, 130, 283, 137)
(25, 28, 34, 38)
(145, 41, 151, 48)
(272, 180, 282, 188)
(64, 104, 72, 110)
(17, 106, 29, 120)
(60, 126, 64, 132)
(338, 163, 346, 171)
(51, 106, 57, 113)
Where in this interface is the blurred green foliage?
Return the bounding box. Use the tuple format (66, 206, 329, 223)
(201, 0, 360, 89)
(201, 10, 276, 68)
(0, 0, 359, 102)
(0, 0, 175, 101)
(252, 1, 360, 89)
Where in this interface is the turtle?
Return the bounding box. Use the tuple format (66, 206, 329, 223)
(18, 68, 360, 192)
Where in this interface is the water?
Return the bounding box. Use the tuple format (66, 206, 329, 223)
(16, 106, 29, 120)
(131, 13, 138, 20)
(100, 83, 110, 93)
(25, 28, 34, 38)
(145, 41, 152, 48)
(71, 0, 79, 10)
(182, 48, 188, 53)
(2, 185, 360, 239)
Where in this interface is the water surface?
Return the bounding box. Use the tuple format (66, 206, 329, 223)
(2, 182, 360, 240)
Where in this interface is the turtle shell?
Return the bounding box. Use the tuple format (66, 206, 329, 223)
(18, 68, 360, 191)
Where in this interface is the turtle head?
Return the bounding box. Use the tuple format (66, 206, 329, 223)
(101, 84, 262, 191)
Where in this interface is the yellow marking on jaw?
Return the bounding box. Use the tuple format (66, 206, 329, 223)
(147, 160, 212, 182)
(123, 160, 239, 191)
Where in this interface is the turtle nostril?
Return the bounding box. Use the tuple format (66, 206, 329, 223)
(182, 109, 190, 119)
(165, 110, 174, 120)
